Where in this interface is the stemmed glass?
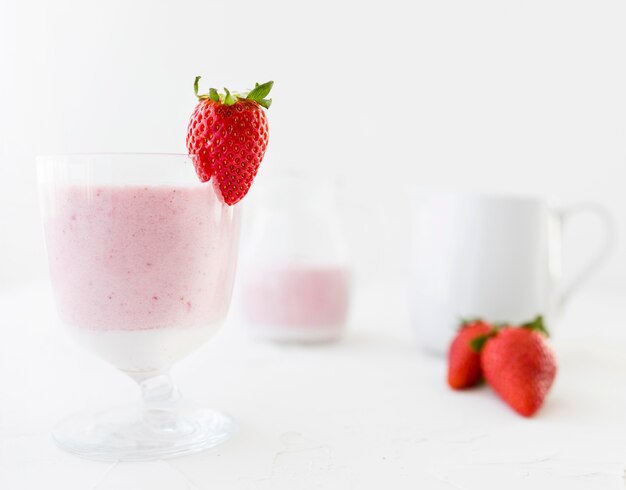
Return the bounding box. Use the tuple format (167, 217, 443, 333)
(37, 153, 240, 461)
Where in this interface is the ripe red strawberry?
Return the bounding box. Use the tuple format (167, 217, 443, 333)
(480, 317, 557, 417)
(447, 320, 494, 389)
(186, 77, 273, 205)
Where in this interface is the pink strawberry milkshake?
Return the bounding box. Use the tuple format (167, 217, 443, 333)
(240, 266, 350, 342)
(44, 184, 239, 372)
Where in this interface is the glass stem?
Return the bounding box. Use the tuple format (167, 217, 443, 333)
(128, 370, 183, 430)
(139, 371, 181, 406)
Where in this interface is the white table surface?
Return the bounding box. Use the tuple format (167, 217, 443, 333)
(1, 280, 626, 489)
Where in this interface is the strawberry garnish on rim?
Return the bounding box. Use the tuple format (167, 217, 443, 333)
(186, 77, 273, 205)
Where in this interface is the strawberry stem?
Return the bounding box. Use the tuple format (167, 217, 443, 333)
(464, 315, 549, 352)
(192, 76, 273, 109)
(459, 317, 484, 329)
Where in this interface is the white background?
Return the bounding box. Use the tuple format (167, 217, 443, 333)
(1, 0, 625, 291)
(2, 3, 626, 488)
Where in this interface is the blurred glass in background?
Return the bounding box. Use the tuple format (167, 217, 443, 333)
(236, 171, 352, 343)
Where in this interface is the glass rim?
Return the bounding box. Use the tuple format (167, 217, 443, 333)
(35, 153, 202, 187)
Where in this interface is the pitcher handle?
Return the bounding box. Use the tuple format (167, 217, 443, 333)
(556, 202, 616, 308)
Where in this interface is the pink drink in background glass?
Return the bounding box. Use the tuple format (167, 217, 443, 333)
(44, 184, 238, 372)
(240, 265, 350, 342)
(237, 172, 351, 342)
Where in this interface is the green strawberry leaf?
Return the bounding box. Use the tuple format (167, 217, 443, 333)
(256, 98, 272, 109)
(209, 88, 220, 102)
(521, 315, 550, 337)
(223, 87, 237, 106)
(247, 81, 273, 109)
(193, 76, 216, 101)
(469, 330, 497, 353)
(247, 81, 273, 101)
(469, 334, 491, 353)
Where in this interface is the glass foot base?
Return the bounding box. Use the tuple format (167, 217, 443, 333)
(52, 402, 234, 461)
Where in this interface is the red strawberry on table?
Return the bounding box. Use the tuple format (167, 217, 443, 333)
(447, 319, 494, 389)
(478, 316, 557, 417)
(186, 77, 273, 205)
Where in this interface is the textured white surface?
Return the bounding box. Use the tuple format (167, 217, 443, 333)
(1, 280, 626, 489)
